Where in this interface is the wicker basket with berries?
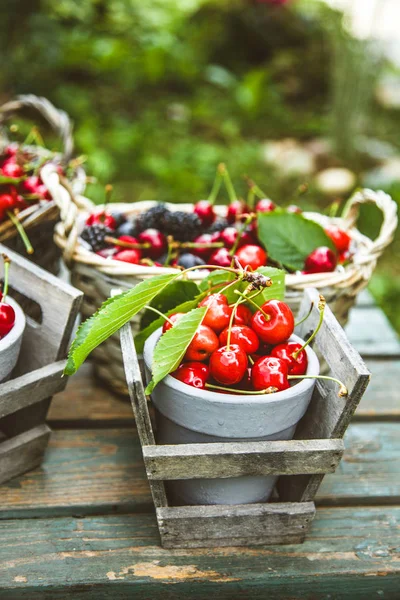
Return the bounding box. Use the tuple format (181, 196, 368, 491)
(49, 163, 396, 394)
(0, 94, 88, 274)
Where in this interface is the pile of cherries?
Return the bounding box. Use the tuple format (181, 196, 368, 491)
(0, 255, 16, 340)
(165, 292, 311, 394)
(0, 143, 54, 222)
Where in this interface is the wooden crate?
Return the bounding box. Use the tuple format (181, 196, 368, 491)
(0, 244, 82, 485)
(120, 288, 370, 548)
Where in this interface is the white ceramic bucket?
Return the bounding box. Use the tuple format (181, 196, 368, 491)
(0, 297, 26, 383)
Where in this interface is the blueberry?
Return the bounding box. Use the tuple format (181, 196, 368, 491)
(176, 253, 206, 269)
(116, 220, 137, 237)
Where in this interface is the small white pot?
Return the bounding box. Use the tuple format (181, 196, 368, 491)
(0, 297, 26, 383)
(144, 329, 320, 506)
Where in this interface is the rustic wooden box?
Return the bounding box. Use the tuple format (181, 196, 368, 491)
(120, 288, 370, 548)
(0, 244, 82, 485)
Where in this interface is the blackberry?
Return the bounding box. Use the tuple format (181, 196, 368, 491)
(162, 211, 203, 241)
(81, 224, 113, 252)
(207, 217, 229, 233)
(136, 203, 170, 233)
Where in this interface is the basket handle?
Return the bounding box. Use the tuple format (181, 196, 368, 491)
(341, 188, 398, 257)
(0, 94, 74, 163)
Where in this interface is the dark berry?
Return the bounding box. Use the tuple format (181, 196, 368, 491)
(81, 224, 113, 252)
(176, 253, 206, 269)
(208, 217, 229, 233)
(116, 220, 138, 238)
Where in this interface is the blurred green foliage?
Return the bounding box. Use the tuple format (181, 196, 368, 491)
(0, 0, 398, 331)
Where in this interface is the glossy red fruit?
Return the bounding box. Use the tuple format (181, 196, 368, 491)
(198, 293, 232, 333)
(1, 161, 24, 179)
(113, 249, 141, 264)
(236, 366, 253, 391)
(220, 227, 239, 249)
(226, 200, 247, 224)
(4, 144, 17, 158)
(21, 175, 41, 195)
(219, 325, 259, 354)
(270, 342, 307, 376)
(172, 362, 209, 389)
(162, 312, 185, 333)
(86, 210, 117, 230)
(35, 184, 51, 200)
(209, 247, 232, 268)
(209, 344, 248, 385)
(287, 204, 302, 214)
(118, 235, 139, 245)
(324, 225, 351, 253)
(233, 304, 252, 326)
(138, 228, 167, 259)
(0, 302, 16, 337)
(251, 300, 294, 345)
(255, 198, 275, 213)
(304, 247, 337, 274)
(338, 250, 351, 264)
(194, 200, 216, 226)
(235, 244, 267, 270)
(192, 232, 221, 259)
(0, 193, 16, 219)
(184, 324, 219, 362)
(252, 356, 289, 392)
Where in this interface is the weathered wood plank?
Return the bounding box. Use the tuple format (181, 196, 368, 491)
(355, 359, 400, 420)
(0, 424, 51, 485)
(345, 306, 400, 357)
(0, 507, 399, 598)
(120, 323, 168, 509)
(158, 502, 315, 548)
(143, 439, 344, 480)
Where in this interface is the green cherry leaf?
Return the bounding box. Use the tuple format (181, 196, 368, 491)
(145, 306, 208, 394)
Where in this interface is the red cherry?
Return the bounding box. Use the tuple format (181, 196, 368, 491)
(236, 366, 253, 391)
(233, 304, 252, 326)
(255, 198, 275, 213)
(1, 161, 24, 178)
(172, 362, 209, 389)
(304, 247, 337, 274)
(184, 324, 219, 362)
(220, 227, 240, 249)
(20, 175, 41, 194)
(198, 293, 232, 333)
(287, 205, 302, 214)
(113, 249, 141, 264)
(251, 300, 294, 345)
(235, 244, 267, 270)
(0, 193, 16, 220)
(192, 233, 221, 259)
(226, 200, 247, 224)
(209, 247, 233, 268)
(209, 344, 248, 385)
(338, 250, 351, 264)
(35, 184, 51, 200)
(138, 229, 167, 259)
(118, 235, 139, 244)
(162, 312, 185, 333)
(4, 144, 18, 158)
(219, 325, 259, 354)
(0, 302, 16, 337)
(86, 210, 117, 230)
(324, 225, 351, 253)
(252, 356, 289, 392)
(270, 342, 307, 376)
(194, 200, 216, 226)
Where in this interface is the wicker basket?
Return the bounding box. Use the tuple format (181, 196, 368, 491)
(0, 94, 87, 274)
(48, 165, 397, 394)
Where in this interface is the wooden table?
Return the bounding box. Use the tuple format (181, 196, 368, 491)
(0, 292, 399, 599)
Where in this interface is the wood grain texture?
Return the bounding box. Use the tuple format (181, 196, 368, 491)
(0, 424, 50, 485)
(158, 502, 315, 548)
(0, 507, 399, 598)
(0, 424, 398, 519)
(354, 359, 400, 421)
(345, 305, 400, 357)
(143, 439, 344, 480)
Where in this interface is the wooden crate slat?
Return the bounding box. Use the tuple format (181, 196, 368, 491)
(0, 243, 82, 373)
(0, 360, 66, 419)
(120, 322, 168, 509)
(0, 424, 51, 485)
(157, 502, 315, 548)
(143, 438, 344, 480)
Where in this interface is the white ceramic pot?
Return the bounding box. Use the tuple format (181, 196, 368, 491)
(0, 297, 26, 383)
(144, 329, 319, 506)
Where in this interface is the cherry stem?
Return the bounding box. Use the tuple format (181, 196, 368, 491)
(229, 214, 253, 257)
(175, 241, 223, 250)
(288, 375, 348, 398)
(105, 236, 150, 250)
(104, 184, 113, 207)
(164, 237, 175, 267)
(226, 291, 246, 350)
(205, 383, 278, 395)
(219, 163, 238, 203)
(233, 289, 270, 320)
(293, 295, 326, 360)
(294, 302, 314, 328)
(247, 187, 256, 210)
(6, 211, 34, 254)
(23, 126, 44, 148)
(248, 354, 255, 366)
(143, 305, 174, 326)
(207, 165, 223, 205)
(1, 254, 10, 303)
(244, 176, 267, 200)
